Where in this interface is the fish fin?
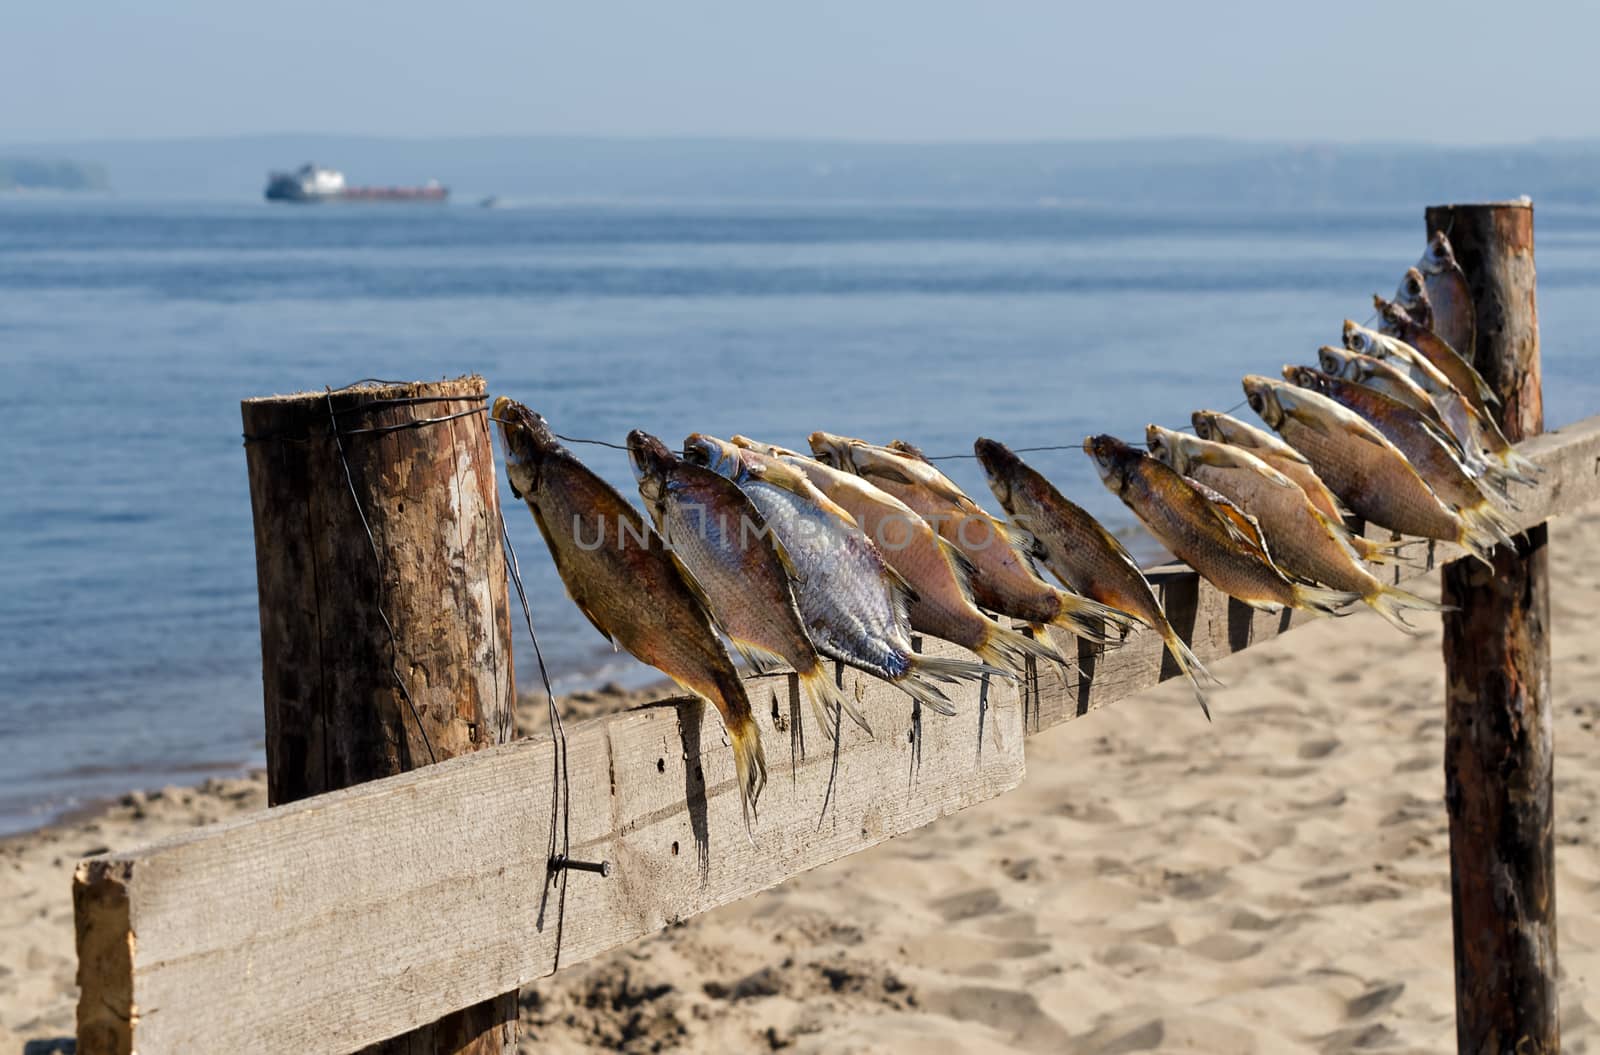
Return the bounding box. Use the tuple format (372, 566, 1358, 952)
(1290, 583, 1365, 616)
(1363, 584, 1454, 636)
(867, 448, 973, 508)
(765, 530, 802, 584)
(935, 536, 980, 594)
(1158, 625, 1218, 721)
(1049, 590, 1140, 643)
(994, 516, 1042, 561)
(1194, 444, 1297, 486)
(720, 709, 767, 838)
(1505, 449, 1544, 478)
(728, 640, 787, 676)
(1463, 366, 1500, 408)
(857, 463, 916, 488)
(894, 669, 960, 716)
(1416, 416, 1472, 466)
(797, 667, 872, 741)
(899, 654, 1015, 715)
(1183, 476, 1279, 568)
(1462, 501, 1523, 551)
(878, 559, 921, 610)
(975, 621, 1074, 679)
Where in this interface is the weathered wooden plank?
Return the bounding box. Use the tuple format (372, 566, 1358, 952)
(71, 413, 1600, 1055)
(72, 644, 1024, 1055)
(1025, 413, 1600, 731)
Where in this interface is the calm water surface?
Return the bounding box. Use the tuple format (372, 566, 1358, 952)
(3, 198, 1598, 833)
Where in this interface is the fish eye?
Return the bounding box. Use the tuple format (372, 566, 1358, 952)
(1248, 393, 1262, 411)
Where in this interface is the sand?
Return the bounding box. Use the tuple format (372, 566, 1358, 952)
(5, 511, 1599, 1053)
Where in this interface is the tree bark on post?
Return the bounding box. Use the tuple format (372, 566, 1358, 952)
(1427, 202, 1557, 1053)
(241, 376, 518, 1054)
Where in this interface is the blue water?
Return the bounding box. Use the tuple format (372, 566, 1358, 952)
(3, 198, 1598, 834)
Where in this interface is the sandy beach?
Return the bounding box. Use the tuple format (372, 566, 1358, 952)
(4, 509, 1597, 1053)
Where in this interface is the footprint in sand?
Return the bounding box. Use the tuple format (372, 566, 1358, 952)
(931, 887, 1003, 923)
(922, 984, 1073, 1052)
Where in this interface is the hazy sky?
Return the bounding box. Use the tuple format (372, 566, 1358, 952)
(5, 0, 1594, 144)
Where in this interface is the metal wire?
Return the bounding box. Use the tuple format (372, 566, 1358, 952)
(244, 394, 488, 444)
(500, 506, 573, 970)
(322, 388, 438, 767)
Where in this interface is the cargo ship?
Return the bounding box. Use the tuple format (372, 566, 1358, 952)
(263, 163, 448, 203)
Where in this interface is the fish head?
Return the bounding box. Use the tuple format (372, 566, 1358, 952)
(682, 432, 743, 479)
(1316, 345, 1359, 379)
(1341, 319, 1383, 358)
(1241, 375, 1287, 430)
(972, 437, 1022, 511)
(1420, 231, 1457, 274)
(1144, 424, 1185, 472)
(1374, 294, 1412, 330)
(1282, 364, 1332, 395)
(626, 429, 678, 503)
(493, 397, 559, 499)
(1084, 434, 1139, 495)
(1191, 410, 1222, 442)
(807, 431, 860, 472)
(1397, 267, 1430, 307)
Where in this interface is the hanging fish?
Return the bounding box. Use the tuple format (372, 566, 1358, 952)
(1417, 230, 1476, 364)
(1343, 320, 1537, 486)
(1191, 409, 1407, 565)
(683, 433, 1006, 717)
(730, 435, 1077, 678)
(1374, 294, 1498, 413)
(1240, 376, 1502, 567)
(806, 431, 1130, 647)
(1281, 365, 1511, 520)
(1393, 266, 1435, 332)
(628, 430, 867, 740)
(1085, 435, 1362, 619)
(973, 437, 1217, 717)
(494, 400, 766, 827)
(1316, 345, 1468, 456)
(1146, 425, 1447, 634)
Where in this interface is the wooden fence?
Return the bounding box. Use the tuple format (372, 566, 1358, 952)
(71, 203, 1597, 1053)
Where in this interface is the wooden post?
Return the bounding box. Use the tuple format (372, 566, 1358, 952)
(1427, 203, 1557, 1053)
(240, 377, 518, 1054)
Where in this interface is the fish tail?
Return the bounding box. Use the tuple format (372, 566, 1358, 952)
(898, 654, 1014, 716)
(1454, 518, 1500, 569)
(797, 666, 873, 741)
(1363, 584, 1454, 636)
(1510, 450, 1543, 477)
(708, 701, 766, 839)
(1462, 501, 1522, 551)
(1350, 533, 1427, 566)
(1048, 591, 1140, 644)
(1158, 624, 1218, 722)
(975, 620, 1073, 679)
(1498, 447, 1544, 480)
(1290, 582, 1365, 616)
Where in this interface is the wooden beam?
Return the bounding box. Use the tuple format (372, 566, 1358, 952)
(72, 653, 1024, 1055)
(70, 414, 1600, 1055)
(1428, 202, 1558, 1054)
